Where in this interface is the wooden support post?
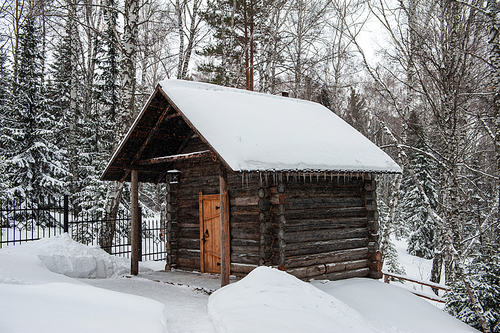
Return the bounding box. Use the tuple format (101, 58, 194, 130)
(219, 164, 231, 287)
(131, 169, 139, 275)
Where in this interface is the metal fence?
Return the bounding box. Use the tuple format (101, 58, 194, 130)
(0, 195, 167, 262)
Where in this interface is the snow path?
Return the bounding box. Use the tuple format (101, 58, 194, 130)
(83, 272, 218, 333)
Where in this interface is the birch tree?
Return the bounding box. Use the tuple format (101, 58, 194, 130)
(101, 0, 140, 251)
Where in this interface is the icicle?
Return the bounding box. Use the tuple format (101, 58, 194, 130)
(242, 172, 244, 189)
(259, 172, 262, 187)
(310, 173, 313, 183)
(324, 171, 327, 181)
(343, 173, 346, 184)
(265, 172, 268, 186)
(316, 173, 319, 182)
(273, 172, 277, 185)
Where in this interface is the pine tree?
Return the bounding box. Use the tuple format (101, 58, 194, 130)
(77, 0, 119, 215)
(377, 179, 406, 276)
(446, 244, 500, 332)
(345, 87, 368, 135)
(399, 111, 438, 259)
(6, 17, 66, 208)
(197, 0, 272, 89)
(47, 12, 85, 215)
(0, 51, 12, 201)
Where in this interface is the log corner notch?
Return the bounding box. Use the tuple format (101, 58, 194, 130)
(364, 173, 382, 279)
(219, 163, 231, 287)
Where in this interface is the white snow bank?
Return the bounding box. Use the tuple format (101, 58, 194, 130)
(0, 236, 168, 333)
(208, 266, 385, 333)
(311, 278, 476, 333)
(1, 234, 131, 278)
(0, 282, 167, 333)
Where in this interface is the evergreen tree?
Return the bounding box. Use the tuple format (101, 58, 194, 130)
(47, 13, 85, 215)
(399, 111, 438, 259)
(48, 31, 72, 151)
(197, 0, 272, 89)
(0, 51, 12, 200)
(377, 180, 406, 276)
(77, 0, 119, 215)
(6, 17, 66, 207)
(345, 87, 368, 135)
(446, 244, 500, 332)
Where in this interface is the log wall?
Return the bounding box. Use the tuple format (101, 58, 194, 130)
(171, 136, 219, 270)
(168, 137, 380, 280)
(280, 173, 373, 280)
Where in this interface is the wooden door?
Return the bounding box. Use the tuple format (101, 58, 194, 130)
(199, 193, 221, 273)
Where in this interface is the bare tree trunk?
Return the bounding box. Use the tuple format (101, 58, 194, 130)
(176, 0, 184, 79)
(100, 181, 124, 252)
(487, 0, 500, 236)
(180, 0, 200, 79)
(101, 0, 139, 251)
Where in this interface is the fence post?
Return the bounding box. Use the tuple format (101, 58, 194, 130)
(63, 195, 69, 233)
(138, 207, 142, 262)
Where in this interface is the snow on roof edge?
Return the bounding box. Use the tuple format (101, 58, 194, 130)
(159, 79, 401, 174)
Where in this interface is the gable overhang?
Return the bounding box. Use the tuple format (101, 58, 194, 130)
(100, 84, 231, 184)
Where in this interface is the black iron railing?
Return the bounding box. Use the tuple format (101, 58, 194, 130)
(0, 195, 167, 262)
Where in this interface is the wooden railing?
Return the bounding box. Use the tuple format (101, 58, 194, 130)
(382, 271, 451, 303)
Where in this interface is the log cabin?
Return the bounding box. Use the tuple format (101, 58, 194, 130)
(101, 79, 401, 286)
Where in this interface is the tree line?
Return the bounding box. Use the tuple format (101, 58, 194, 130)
(0, 0, 499, 331)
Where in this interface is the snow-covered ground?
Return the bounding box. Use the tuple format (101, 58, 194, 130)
(0, 235, 475, 333)
(385, 237, 448, 308)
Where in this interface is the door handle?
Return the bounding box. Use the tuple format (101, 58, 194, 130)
(202, 229, 209, 243)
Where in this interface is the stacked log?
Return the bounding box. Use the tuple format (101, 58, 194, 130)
(282, 173, 371, 280)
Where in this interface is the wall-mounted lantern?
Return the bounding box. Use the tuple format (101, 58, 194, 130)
(167, 169, 182, 184)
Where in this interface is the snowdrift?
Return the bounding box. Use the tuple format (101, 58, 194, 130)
(208, 266, 385, 333)
(208, 266, 476, 333)
(1, 233, 130, 278)
(0, 235, 167, 333)
(312, 278, 477, 333)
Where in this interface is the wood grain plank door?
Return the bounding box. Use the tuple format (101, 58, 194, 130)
(199, 193, 221, 274)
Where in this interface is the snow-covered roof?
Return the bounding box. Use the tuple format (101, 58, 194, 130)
(159, 79, 400, 173)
